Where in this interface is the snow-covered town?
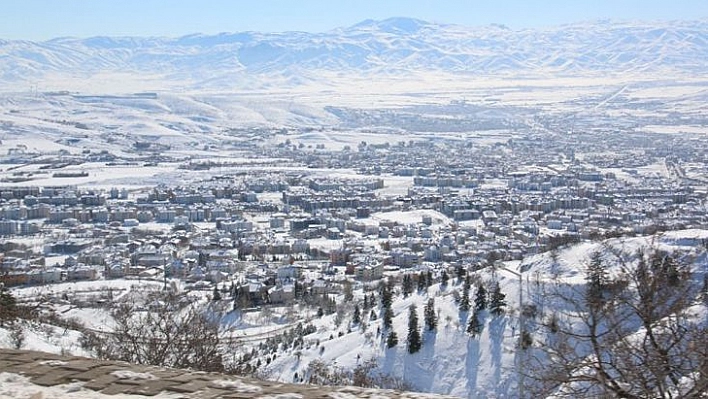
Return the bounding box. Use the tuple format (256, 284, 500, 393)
(1, 114, 707, 397)
(1, 123, 706, 291)
(1, 10, 708, 399)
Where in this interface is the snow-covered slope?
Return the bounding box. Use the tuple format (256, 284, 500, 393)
(2, 18, 707, 90)
(261, 229, 708, 398)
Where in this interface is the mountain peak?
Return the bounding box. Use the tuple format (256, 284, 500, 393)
(349, 17, 431, 33)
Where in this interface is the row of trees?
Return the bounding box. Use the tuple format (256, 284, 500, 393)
(377, 272, 509, 353)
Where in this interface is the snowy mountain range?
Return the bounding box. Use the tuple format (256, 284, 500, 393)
(2, 18, 708, 89)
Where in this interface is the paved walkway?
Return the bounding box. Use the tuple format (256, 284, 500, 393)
(0, 349, 458, 398)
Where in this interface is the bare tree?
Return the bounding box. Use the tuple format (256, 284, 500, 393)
(306, 358, 411, 390)
(526, 248, 708, 398)
(8, 320, 26, 349)
(82, 292, 223, 372)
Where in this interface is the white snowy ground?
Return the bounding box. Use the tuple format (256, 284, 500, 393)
(263, 229, 708, 398)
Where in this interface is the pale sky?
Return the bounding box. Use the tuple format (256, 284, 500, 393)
(2, 0, 707, 41)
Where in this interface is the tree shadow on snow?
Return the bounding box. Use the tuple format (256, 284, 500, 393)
(466, 338, 480, 397)
(414, 331, 438, 391)
(458, 310, 468, 329)
(489, 317, 508, 395)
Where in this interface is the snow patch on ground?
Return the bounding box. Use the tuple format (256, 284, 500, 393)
(368, 210, 453, 228)
(209, 379, 262, 393)
(110, 370, 157, 381)
(38, 360, 68, 366)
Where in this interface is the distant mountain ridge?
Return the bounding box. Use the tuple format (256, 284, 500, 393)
(2, 17, 708, 87)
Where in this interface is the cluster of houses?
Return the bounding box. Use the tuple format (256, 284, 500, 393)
(1, 127, 706, 306)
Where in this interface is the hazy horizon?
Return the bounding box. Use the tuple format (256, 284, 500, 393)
(2, 0, 707, 41)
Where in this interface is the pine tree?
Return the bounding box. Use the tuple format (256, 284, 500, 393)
(328, 296, 337, 314)
(467, 309, 484, 337)
(0, 285, 18, 327)
(343, 280, 354, 302)
(381, 279, 393, 308)
(424, 297, 437, 331)
(381, 278, 394, 330)
(489, 282, 507, 316)
(387, 330, 398, 348)
(402, 275, 414, 297)
(474, 283, 487, 311)
(352, 304, 361, 325)
(585, 251, 607, 308)
(456, 265, 466, 283)
(417, 272, 426, 292)
(426, 270, 433, 287)
(212, 285, 222, 301)
(441, 270, 449, 288)
(383, 306, 393, 330)
(459, 277, 471, 312)
(407, 304, 422, 354)
(363, 294, 369, 310)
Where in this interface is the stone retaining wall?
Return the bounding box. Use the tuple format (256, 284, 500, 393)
(0, 349, 459, 398)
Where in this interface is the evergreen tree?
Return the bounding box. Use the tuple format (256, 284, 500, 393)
(441, 270, 449, 288)
(381, 279, 393, 309)
(369, 309, 377, 321)
(424, 297, 437, 331)
(327, 296, 337, 315)
(474, 283, 487, 311)
(343, 280, 354, 302)
(381, 278, 394, 330)
(489, 281, 507, 316)
(417, 272, 426, 292)
(386, 330, 398, 348)
(426, 270, 434, 287)
(459, 277, 471, 312)
(363, 294, 369, 310)
(585, 251, 607, 308)
(467, 309, 484, 337)
(352, 304, 361, 325)
(383, 306, 393, 330)
(0, 284, 17, 327)
(456, 265, 466, 283)
(402, 275, 414, 297)
(406, 304, 422, 354)
(212, 285, 222, 301)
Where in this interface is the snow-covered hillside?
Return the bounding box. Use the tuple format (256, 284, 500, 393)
(257, 229, 708, 398)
